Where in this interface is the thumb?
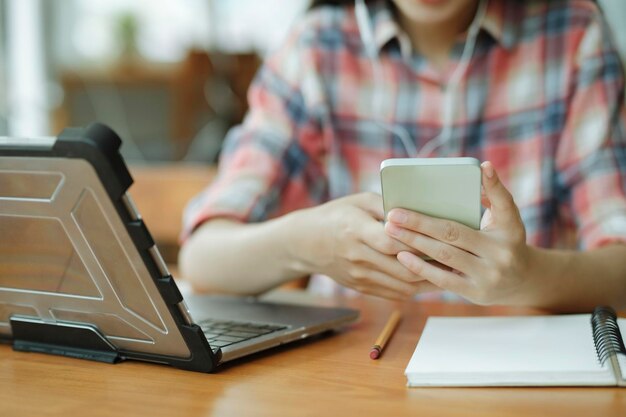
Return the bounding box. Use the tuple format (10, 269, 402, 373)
(480, 161, 520, 226)
(480, 207, 494, 230)
(481, 185, 491, 209)
(349, 192, 384, 220)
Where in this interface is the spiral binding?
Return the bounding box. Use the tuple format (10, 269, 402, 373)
(591, 306, 626, 366)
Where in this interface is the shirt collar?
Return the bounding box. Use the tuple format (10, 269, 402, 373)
(367, 0, 522, 57)
(367, 1, 411, 58)
(480, 0, 522, 50)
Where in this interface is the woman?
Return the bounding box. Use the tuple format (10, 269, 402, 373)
(179, 0, 626, 311)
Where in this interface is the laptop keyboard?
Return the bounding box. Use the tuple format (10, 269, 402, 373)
(198, 319, 288, 351)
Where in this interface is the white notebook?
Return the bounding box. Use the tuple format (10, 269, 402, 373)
(405, 309, 626, 387)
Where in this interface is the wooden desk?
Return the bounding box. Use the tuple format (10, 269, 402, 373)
(1, 295, 625, 417)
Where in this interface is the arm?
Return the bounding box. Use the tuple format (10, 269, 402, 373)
(179, 13, 434, 299)
(179, 218, 300, 295)
(522, 244, 626, 312)
(180, 193, 437, 298)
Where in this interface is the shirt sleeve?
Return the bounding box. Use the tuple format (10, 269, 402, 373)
(556, 7, 626, 250)
(181, 16, 330, 240)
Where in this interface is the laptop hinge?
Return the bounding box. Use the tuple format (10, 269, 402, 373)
(10, 316, 121, 364)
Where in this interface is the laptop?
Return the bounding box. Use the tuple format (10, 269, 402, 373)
(0, 123, 359, 372)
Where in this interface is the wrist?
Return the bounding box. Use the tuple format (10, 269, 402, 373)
(513, 245, 572, 308)
(517, 245, 543, 301)
(275, 208, 326, 277)
(493, 244, 542, 306)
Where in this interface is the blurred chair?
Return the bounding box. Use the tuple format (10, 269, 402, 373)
(53, 50, 261, 162)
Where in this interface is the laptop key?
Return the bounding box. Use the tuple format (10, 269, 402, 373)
(263, 325, 287, 331)
(210, 341, 232, 348)
(198, 319, 290, 348)
(237, 322, 271, 329)
(201, 327, 225, 333)
(226, 330, 263, 338)
(214, 335, 245, 343)
(227, 327, 270, 335)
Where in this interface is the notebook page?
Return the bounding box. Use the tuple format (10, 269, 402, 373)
(405, 315, 611, 385)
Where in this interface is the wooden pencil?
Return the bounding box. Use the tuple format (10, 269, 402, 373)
(369, 310, 402, 359)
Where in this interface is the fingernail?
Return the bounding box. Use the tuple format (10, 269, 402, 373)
(389, 210, 408, 224)
(386, 223, 404, 238)
(397, 251, 414, 266)
(481, 161, 495, 179)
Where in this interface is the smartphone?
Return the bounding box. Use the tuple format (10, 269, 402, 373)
(380, 157, 481, 229)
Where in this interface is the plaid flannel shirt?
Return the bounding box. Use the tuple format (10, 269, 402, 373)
(183, 0, 626, 254)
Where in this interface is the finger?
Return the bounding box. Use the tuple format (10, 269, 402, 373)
(397, 251, 472, 296)
(362, 268, 427, 296)
(480, 161, 521, 225)
(349, 192, 384, 220)
(355, 273, 441, 300)
(409, 280, 442, 294)
(357, 245, 426, 283)
(386, 223, 484, 277)
(353, 270, 440, 300)
(481, 185, 491, 209)
(381, 281, 442, 299)
(426, 259, 453, 271)
(386, 209, 493, 257)
(360, 213, 418, 255)
(480, 207, 494, 230)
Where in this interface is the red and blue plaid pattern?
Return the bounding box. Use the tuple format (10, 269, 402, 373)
(183, 0, 626, 252)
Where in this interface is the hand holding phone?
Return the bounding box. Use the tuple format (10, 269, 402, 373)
(381, 161, 532, 307)
(380, 157, 481, 229)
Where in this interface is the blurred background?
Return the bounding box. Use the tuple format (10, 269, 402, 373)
(0, 0, 310, 161)
(0, 0, 309, 264)
(0, 0, 625, 265)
